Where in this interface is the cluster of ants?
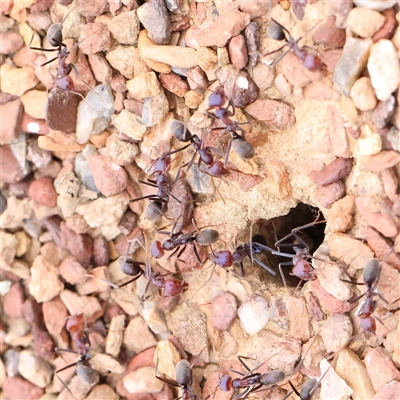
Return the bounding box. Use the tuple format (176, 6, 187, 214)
(30, 5, 398, 400)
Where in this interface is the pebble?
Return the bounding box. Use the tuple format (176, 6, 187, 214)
(325, 105, 351, 158)
(355, 196, 398, 238)
(187, 164, 215, 193)
(166, 303, 209, 361)
(316, 181, 345, 208)
(75, 192, 129, 228)
(237, 294, 269, 335)
(3, 376, 44, 400)
(42, 296, 68, 335)
(107, 134, 139, 166)
(210, 292, 237, 331)
(20, 90, 47, 120)
(76, 266, 111, 295)
(59, 289, 102, 320)
(112, 110, 149, 141)
(123, 316, 157, 353)
(18, 350, 52, 389)
(90, 353, 124, 374)
(28, 255, 63, 303)
(0, 197, 32, 230)
(140, 45, 199, 69)
(333, 37, 372, 96)
(314, 15, 346, 48)
(377, 262, 400, 308)
(372, 8, 397, 41)
(76, 84, 115, 144)
(28, 176, 57, 208)
(347, 8, 385, 38)
(287, 296, 310, 341)
(88, 155, 128, 197)
(142, 90, 169, 127)
(228, 34, 248, 70)
(1, 31, 24, 54)
(365, 150, 400, 172)
(311, 157, 352, 185)
(352, 0, 396, 11)
(368, 40, 400, 101)
(364, 347, 400, 392)
(354, 125, 382, 156)
(86, 384, 119, 400)
(105, 314, 125, 357)
(326, 195, 355, 233)
(77, 0, 108, 17)
(0, 98, 23, 145)
(320, 313, 352, 353)
(350, 77, 377, 111)
(45, 88, 79, 133)
(27, 11, 52, 32)
(137, 0, 171, 45)
(371, 95, 396, 128)
(3, 282, 24, 318)
(126, 71, 161, 100)
(320, 358, 353, 400)
(189, 9, 250, 48)
(154, 341, 181, 380)
(58, 374, 98, 400)
(245, 99, 295, 128)
(0, 145, 26, 184)
(372, 381, 400, 400)
(60, 221, 93, 267)
(0, 64, 39, 96)
(106, 45, 137, 79)
(78, 22, 110, 55)
(158, 72, 189, 97)
(88, 53, 112, 85)
(123, 366, 164, 394)
(335, 347, 375, 400)
(59, 255, 87, 285)
(108, 10, 140, 45)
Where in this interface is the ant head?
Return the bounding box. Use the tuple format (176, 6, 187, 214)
(171, 119, 192, 142)
(65, 314, 84, 332)
(208, 86, 226, 108)
(150, 240, 165, 258)
(359, 315, 376, 333)
(209, 250, 233, 268)
(231, 137, 254, 159)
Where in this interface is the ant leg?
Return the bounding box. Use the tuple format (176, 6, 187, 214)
(252, 256, 276, 276)
(117, 273, 143, 288)
(168, 245, 184, 260)
(237, 355, 256, 372)
(224, 137, 234, 167)
(69, 63, 104, 101)
(348, 291, 367, 304)
(138, 179, 158, 188)
(192, 243, 204, 264)
(130, 194, 162, 202)
(278, 262, 292, 289)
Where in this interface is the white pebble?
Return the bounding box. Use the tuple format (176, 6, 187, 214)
(237, 294, 269, 335)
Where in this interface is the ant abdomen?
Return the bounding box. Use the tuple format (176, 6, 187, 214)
(119, 257, 144, 276)
(47, 23, 63, 47)
(76, 360, 98, 385)
(300, 378, 319, 400)
(268, 21, 286, 41)
(171, 119, 192, 142)
(232, 137, 254, 159)
(145, 201, 164, 221)
(363, 258, 380, 285)
(175, 359, 192, 387)
(195, 229, 219, 246)
(150, 241, 165, 258)
(260, 370, 285, 386)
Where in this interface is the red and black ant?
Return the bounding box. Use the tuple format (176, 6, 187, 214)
(218, 355, 285, 400)
(155, 346, 207, 400)
(340, 258, 399, 333)
(263, 19, 326, 71)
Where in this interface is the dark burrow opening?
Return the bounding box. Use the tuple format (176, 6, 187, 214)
(252, 202, 326, 288)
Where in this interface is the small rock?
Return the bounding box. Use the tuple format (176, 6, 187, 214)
(28, 176, 57, 208)
(365, 347, 400, 392)
(158, 72, 189, 97)
(59, 256, 87, 285)
(126, 71, 161, 100)
(187, 164, 215, 194)
(365, 150, 400, 172)
(335, 347, 375, 400)
(354, 125, 382, 156)
(76, 266, 110, 295)
(90, 353, 124, 374)
(78, 22, 110, 55)
(45, 88, 79, 133)
(93, 235, 110, 267)
(210, 292, 237, 331)
(333, 37, 372, 96)
(368, 40, 400, 101)
(60, 221, 93, 267)
(77, 0, 108, 17)
(142, 90, 169, 127)
(108, 10, 140, 45)
(244, 21, 260, 69)
(154, 341, 181, 380)
(311, 158, 352, 185)
(86, 384, 119, 400)
(274, 73, 292, 96)
(347, 8, 385, 38)
(320, 358, 353, 400)
(113, 110, 149, 141)
(58, 374, 98, 400)
(371, 95, 396, 128)
(18, 350, 52, 389)
(305, 291, 325, 322)
(0, 144, 28, 184)
(105, 314, 125, 357)
(320, 313, 353, 353)
(352, 0, 395, 12)
(237, 294, 269, 335)
(20, 90, 47, 120)
(76, 84, 115, 144)
(0, 197, 33, 230)
(350, 77, 377, 111)
(106, 45, 138, 79)
(0, 31, 24, 54)
(189, 9, 250, 48)
(59, 289, 102, 320)
(88, 155, 128, 196)
(228, 34, 248, 69)
(29, 255, 64, 303)
(110, 74, 127, 92)
(88, 53, 112, 84)
(287, 296, 310, 341)
(372, 381, 400, 400)
(3, 282, 24, 318)
(245, 98, 295, 128)
(186, 66, 208, 90)
(314, 15, 346, 48)
(42, 296, 68, 335)
(123, 366, 163, 394)
(326, 195, 355, 233)
(316, 181, 345, 208)
(0, 98, 23, 145)
(123, 316, 157, 353)
(75, 192, 130, 228)
(3, 376, 43, 400)
(0, 64, 39, 96)
(355, 196, 398, 238)
(372, 8, 397, 41)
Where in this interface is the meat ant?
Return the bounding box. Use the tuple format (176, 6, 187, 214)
(218, 355, 285, 400)
(155, 346, 207, 400)
(340, 258, 400, 333)
(262, 19, 326, 71)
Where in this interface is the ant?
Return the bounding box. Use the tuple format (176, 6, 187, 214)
(206, 85, 254, 166)
(262, 19, 326, 71)
(29, 6, 97, 99)
(340, 258, 399, 333)
(55, 314, 99, 396)
(218, 355, 285, 400)
(155, 346, 207, 400)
